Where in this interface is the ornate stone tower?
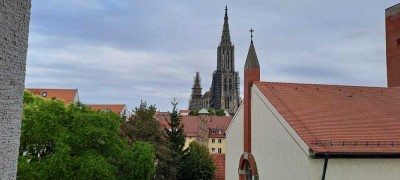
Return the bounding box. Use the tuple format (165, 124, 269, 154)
(189, 72, 202, 110)
(210, 6, 241, 115)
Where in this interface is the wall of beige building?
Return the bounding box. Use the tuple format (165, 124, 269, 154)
(250, 85, 400, 180)
(0, 0, 31, 179)
(208, 137, 226, 153)
(184, 137, 196, 149)
(225, 103, 244, 180)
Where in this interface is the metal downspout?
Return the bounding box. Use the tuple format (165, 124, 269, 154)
(321, 153, 329, 180)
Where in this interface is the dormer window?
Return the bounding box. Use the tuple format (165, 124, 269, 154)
(211, 129, 216, 134)
(218, 129, 223, 134)
(42, 92, 47, 97)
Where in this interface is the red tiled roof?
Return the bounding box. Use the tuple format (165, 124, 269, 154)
(159, 116, 232, 138)
(208, 116, 232, 138)
(255, 81, 400, 154)
(211, 154, 225, 180)
(179, 110, 190, 113)
(26, 88, 78, 104)
(86, 104, 126, 114)
(155, 112, 170, 121)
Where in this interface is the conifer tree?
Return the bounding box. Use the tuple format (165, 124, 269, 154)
(165, 99, 186, 154)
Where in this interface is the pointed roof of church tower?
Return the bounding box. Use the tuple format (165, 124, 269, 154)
(245, 35, 260, 69)
(220, 5, 232, 45)
(193, 72, 201, 89)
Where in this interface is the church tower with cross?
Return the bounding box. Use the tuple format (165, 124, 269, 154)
(189, 6, 241, 115)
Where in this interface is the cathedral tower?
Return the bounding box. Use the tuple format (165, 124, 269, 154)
(210, 6, 241, 115)
(189, 72, 202, 110)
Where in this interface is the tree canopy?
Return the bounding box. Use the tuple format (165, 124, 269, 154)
(18, 92, 155, 179)
(178, 141, 216, 180)
(120, 101, 177, 180)
(189, 108, 226, 116)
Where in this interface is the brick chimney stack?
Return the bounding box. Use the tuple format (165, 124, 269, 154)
(386, 3, 400, 87)
(243, 38, 260, 153)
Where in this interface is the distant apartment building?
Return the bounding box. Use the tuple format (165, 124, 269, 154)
(159, 115, 232, 153)
(159, 115, 231, 180)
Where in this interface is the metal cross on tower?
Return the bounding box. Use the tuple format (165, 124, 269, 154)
(249, 28, 254, 42)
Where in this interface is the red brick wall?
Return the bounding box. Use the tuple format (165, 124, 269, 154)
(386, 4, 400, 87)
(211, 154, 225, 180)
(244, 68, 260, 153)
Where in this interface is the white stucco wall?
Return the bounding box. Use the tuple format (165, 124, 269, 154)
(0, 0, 31, 179)
(325, 159, 400, 180)
(226, 103, 244, 180)
(251, 86, 323, 180)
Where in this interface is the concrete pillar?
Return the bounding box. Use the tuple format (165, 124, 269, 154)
(0, 0, 31, 179)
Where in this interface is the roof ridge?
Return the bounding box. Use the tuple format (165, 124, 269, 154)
(26, 88, 77, 90)
(257, 81, 388, 89)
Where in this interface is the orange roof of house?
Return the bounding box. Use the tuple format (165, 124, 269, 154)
(26, 88, 78, 104)
(211, 154, 225, 180)
(155, 112, 170, 121)
(255, 81, 400, 154)
(179, 110, 190, 113)
(160, 116, 232, 137)
(208, 116, 232, 138)
(86, 104, 126, 114)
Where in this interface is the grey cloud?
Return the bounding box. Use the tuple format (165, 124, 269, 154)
(26, 0, 395, 111)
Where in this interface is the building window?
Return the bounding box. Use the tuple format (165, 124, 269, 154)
(218, 129, 222, 134)
(218, 148, 222, 153)
(218, 139, 222, 143)
(212, 139, 215, 143)
(244, 160, 252, 180)
(42, 92, 47, 97)
(211, 148, 215, 153)
(211, 129, 215, 134)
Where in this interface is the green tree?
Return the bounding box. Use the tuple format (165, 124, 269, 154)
(120, 101, 177, 180)
(178, 141, 216, 180)
(165, 99, 186, 154)
(188, 109, 199, 116)
(215, 109, 226, 116)
(189, 108, 226, 116)
(118, 141, 155, 180)
(18, 92, 155, 179)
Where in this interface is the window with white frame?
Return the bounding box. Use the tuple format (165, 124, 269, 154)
(218, 139, 222, 143)
(218, 129, 222, 134)
(218, 148, 222, 153)
(211, 148, 215, 153)
(212, 138, 215, 143)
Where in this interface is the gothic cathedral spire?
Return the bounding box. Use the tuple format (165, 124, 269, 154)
(220, 5, 232, 46)
(210, 6, 241, 115)
(188, 6, 241, 115)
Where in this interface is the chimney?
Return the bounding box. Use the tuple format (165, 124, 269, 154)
(243, 37, 260, 153)
(386, 3, 400, 87)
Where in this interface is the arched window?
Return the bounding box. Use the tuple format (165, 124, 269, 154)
(244, 160, 252, 180)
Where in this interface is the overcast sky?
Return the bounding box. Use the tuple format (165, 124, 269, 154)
(25, 0, 399, 112)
